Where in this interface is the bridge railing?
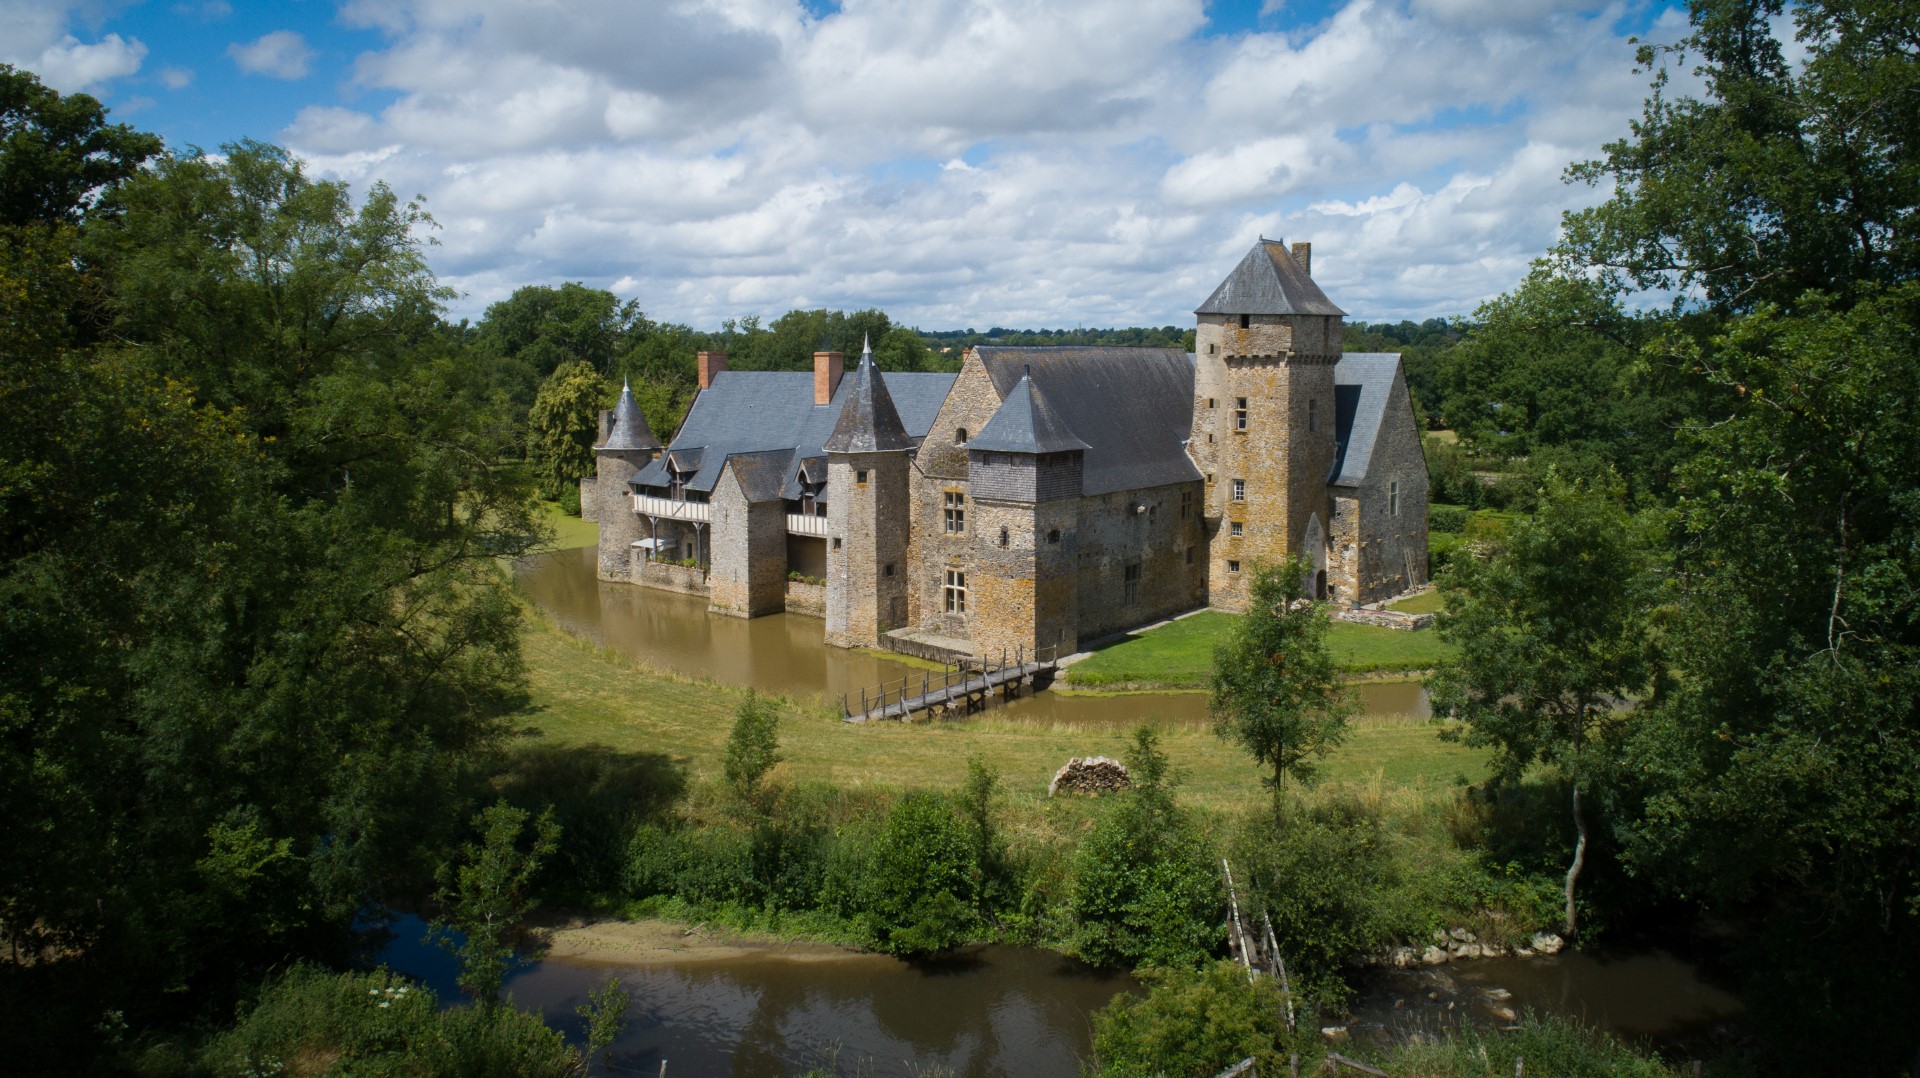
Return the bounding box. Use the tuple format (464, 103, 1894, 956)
(842, 644, 1058, 721)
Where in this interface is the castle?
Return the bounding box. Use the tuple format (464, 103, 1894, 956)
(582, 239, 1429, 660)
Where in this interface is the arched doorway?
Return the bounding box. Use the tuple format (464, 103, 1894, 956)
(1302, 513, 1328, 599)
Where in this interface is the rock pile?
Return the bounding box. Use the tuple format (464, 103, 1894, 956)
(1049, 756, 1131, 796)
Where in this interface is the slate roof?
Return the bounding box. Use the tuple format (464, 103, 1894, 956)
(629, 366, 955, 500)
(1327, 352, 1402, 486)
(723, 449, 794, 503)
(823, 353, 915, 453)
(972, 347, 1201, 496)
(1195, 239, 1345, 317)
(968, 372, 1091, 454)
(599, 380, 661, 451)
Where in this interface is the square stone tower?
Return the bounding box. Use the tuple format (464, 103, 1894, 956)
(824, 346, 914, 648)
(1190, 239, 1345, 608)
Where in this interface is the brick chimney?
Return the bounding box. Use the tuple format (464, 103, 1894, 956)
(697, 350, 728, 390)
(1291, 241, 1311, 278)
(813, 350, 844, 406)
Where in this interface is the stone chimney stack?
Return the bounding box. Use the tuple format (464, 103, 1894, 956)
(596, 408, 613, 445)
(697, 350, 728, 390)
(813, 350, 845, 406)
(1291, 241, 1311, 277)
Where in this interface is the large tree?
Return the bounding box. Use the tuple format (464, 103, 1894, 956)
(526, 360, 609, 502)
(1429, 472, 1660, 938)
(0, 63, 161, 227)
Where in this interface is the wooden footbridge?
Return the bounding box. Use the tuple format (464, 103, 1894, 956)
(841, 645, 1059, 723)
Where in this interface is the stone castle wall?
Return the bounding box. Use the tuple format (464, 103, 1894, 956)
(826, 451, 911, 648)
(594, 451, 649, 581)
(1347, 372, 1430, 604)
(708, 470, 788, 618)
(580, 476, 599, 523)
(1069, 482, 1209, 643)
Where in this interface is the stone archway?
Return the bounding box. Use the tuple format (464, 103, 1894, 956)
(1302, 513, 1328, 599)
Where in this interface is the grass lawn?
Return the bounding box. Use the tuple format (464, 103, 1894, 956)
(515, 604, 1486, 815)
(1388, 590, 1446, 616)
(1064, 609, 1456, 689)
(537, 501, 599, 550)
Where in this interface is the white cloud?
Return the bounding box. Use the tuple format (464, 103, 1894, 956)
(229, 30, 314, 80)
(0, 0, 148, 94)
(275, 0, 1673, 326)
(158, 66, 193, 89)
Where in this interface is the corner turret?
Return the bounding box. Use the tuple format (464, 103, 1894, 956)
(825, 342, 912, 647)
(594, 379, 664, 581)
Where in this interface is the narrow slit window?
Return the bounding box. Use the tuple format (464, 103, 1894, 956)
(998, 526, 1009, 548)
(1308, 398, 1317, 433)
(1389, 480, 1400, 517)
(1123, 562, 1141, 604)
(956, 427, 968, 444)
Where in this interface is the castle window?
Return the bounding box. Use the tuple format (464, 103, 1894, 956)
(1308, 398, 1317, 432)
(1389, 480, 1400, 517)
(1206, 398, 1215, 409)
(1047, 529, 1061, 545)
(1231, 478, 1246, 502)
(998, 526, 1009, 548)
(1234, 398, 1248, 431)
(957, 427, 968, 444)
(1230, 521, 1243, 537)
(1239, 314, 1250, 329)
(884, 564, 894, 577)
(1124, 562, 1141, 604)
(1185, 546, 1194, 565)
(832, 538, 842, 550)
(1228, 560, 1241, 574)
(944, 570, 967, 613)
(1205, 472, 1214, 485)
(1209, 343, 1217, 354)
(856, 469, 868, 485)
(1181, 490, 1192, 519)
(944, 491, 966, 535)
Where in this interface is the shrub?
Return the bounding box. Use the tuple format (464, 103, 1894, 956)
(201, 966, 576, 1078)
(557, 481, 582, 517)
(1428, 503, 1471, 534)
(858, 790, 978, 956)
(1230, 804, 1395, 999)
(1088, 960, 1317, 1078)
(1382, 1015, 1680, 1077)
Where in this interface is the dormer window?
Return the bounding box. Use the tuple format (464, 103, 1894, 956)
(956, 427, 968, 444)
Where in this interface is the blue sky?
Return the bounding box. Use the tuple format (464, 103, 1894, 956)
(6, 0, 1697, 327)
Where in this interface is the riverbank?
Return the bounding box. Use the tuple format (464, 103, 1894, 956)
(1062, 607, 1457, 691)
(532, 912, 860, 966)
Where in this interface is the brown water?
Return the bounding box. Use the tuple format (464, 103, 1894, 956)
(514, 546, 1429, 723)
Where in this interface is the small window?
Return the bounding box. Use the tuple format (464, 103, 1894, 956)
(1185, 546, 1194, 565)
(1180, 490, 1192, 519)
(1234, 397, 1248, 431)
(856, 469, 868, 485)
(1389, 480, 1400, 518)
(1308, 398, 1317, 433)
(1206, 398, 1215, 409)
(1047, 529, 1061, 545)
(1231, 479, 1246, 502)
(1228, 560, 1241, 574)
(956, 427, 968, 444)
(1230, 521, 1243, 537)
(1208, 343, 1217, 354)
(944, 569, 967, 613)
(998, 526, 1009, 548)
(1123, 562, 1141, 604)
(1238, 313, 1250, 329)
(832, 538, 842, 550)
(1205, 473, 1214, 485)
(943, 491, 966, 535)
(884, 564, 894, 577)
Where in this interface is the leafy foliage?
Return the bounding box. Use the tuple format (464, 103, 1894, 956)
(433, 801, 560, 1010)
(1089, 960, 1311, 1078)
(722, 690, 783, 815)
(0, 63, 161, 226)
(858, 790, 979, 956)
(525, 360, 608, 500)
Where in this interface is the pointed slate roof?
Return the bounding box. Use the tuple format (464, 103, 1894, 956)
(1195, 238, 1345, 317)
(967, 371, 1090, 454)
(599, 379, 661, 451)
(822, 346, 914, 453)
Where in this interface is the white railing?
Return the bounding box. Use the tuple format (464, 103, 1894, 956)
(786, 512, 832, 538)
(634, 493, 710, 522)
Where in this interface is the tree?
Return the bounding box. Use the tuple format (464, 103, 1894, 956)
(433, 800, 561, 1011)
(1210, 558, 1355, 817)
(0, 64, 161, 226)
(859, 790, 978, 956)
(526, 360, 608, 502)
(722, 691, 783, 816)
(1090, 960, 1307, 1078)
(475, 283, 646, 411)
(1429, 472, 1659, 938)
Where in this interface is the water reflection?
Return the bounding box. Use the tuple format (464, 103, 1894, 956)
(515, 547, 1430, 724)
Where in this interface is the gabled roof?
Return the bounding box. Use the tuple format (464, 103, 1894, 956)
(972, 347, 1201, 495)
(599, 380, 661, 451)
(968, 372, 1090, 454)
(1195, 239, 1345, 317)
(1328, 352, 1401, 486)
(628, 364, 954, 499)
(823, 351, 914, 453)
(722, 449, 792, 503)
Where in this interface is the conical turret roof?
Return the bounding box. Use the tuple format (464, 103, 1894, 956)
(600, 379, 661, 452)
(1195, 238, 1344, 317)
(968, 371, 1089, 454)
(822, 341, 913, 453)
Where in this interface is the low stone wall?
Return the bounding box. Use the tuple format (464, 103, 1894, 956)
(579, 476, 599, 523)
(1332, 607, 1434, 631)
(636, 560, 708, 596)
(785, 580, 825, 618)
(882, 629, 974, 666)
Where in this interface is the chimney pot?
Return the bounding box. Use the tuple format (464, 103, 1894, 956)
(697, 350, 728, 390)
(1291, 241, 1312, 278)
(813, 350, 845, 406)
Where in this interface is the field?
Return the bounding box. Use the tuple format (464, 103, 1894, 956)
(514, 603, 1486, 815)
(536, 500, 600, 550)
(1063, 608, 1456, 689)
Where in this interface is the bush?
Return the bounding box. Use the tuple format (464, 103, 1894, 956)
(1382, 1015, 1681, 1077)
(858, 790, 978, 956)
(1088, 960, 1317, 1078)
(1230, 805, 1397, 999)
(557, 481, 582, 517)
(201, 966, 577, 1078)
(1428, 503, 1471, 533)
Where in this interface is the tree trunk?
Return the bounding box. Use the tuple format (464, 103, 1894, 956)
(1564, 781, 1587, 939)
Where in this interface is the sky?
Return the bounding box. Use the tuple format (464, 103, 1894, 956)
(4, 0, 1699, 329)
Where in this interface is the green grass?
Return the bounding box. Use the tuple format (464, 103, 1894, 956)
(1387, 589, 1446, 615)
(1063, 609, 1457, 689)
(513, 602, 1487, 816)
(536, 500, 599, 550)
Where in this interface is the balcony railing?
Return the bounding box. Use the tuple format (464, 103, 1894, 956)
(634, 493, 710, 523)
(786, 512, 832, 538)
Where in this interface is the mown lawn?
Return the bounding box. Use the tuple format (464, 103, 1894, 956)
(514, 605, 1486, 815)
(1064, 609, 1456, 688)
(536, 501, 599, 550)
(1388, 589, 1446, 615)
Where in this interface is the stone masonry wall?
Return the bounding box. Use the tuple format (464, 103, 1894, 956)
(594, 450, 649, 581)
(826, 450, 911, 648)
(1070, 482, 1209, 642)
(1348, 370, 1430, 604)
(707, 468, 789, 618)
(635, 560, 707, 596)
(580, 476, 599, 523)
